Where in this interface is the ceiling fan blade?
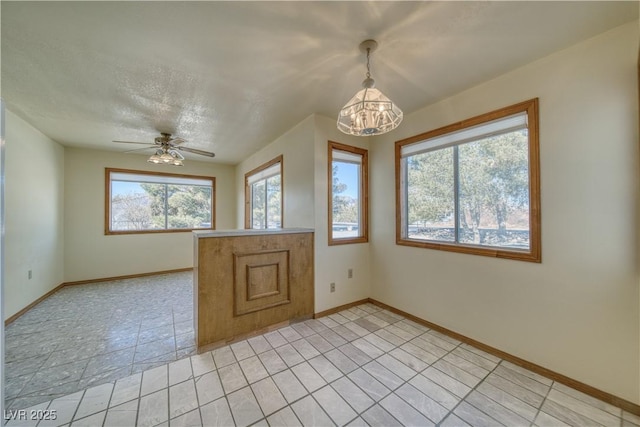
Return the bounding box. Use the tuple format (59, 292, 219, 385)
(122, 146, 157, 154)
(176, 146, 216, 157)
(113, 140, 155, 145)
(169, 137, 187, 145)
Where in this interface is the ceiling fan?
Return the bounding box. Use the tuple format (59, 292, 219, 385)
(113, 132, 215, 166)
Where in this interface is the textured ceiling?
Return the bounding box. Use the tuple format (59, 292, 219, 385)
(2, 1, 637, 164)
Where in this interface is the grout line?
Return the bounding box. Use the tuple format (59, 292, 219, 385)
(186, 358, 205, 427)
(325, 312, 407, 419)
(66, 388, 88, 427)
(133, 383, 142, 427)
(440, 343, 504, 426)
(344, 308, 408, 426)
(166, 370, 171, 427)
(240, 365, 268, 424)
(8, 292, 632, 426)
(532, 379, 555, 427)
(368, 313, 492, 425)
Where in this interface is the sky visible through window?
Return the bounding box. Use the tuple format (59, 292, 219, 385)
(113, 181, 143, 195)
(335, 164, 358, 198)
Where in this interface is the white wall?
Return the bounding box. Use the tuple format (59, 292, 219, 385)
(369, 22, 639, 403)
(5, 110, 65, 319)
(313, 115, 371, 312)
(64, 147, 236, 282)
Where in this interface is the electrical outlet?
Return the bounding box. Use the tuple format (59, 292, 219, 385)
(330, 282, 335, 293)
(348, 268, 353, 279)
(28, 270, 32, 280)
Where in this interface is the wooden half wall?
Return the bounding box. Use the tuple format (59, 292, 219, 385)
(193, 228, 314, 348)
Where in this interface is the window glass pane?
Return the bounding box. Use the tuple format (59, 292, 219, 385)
(328, 143, 368, 245)
(245, 158, 282, 230)
(457, 130, 530, 248)
(141, 182, 168, 229)
(266, 175, 281, 228)
(167, 185, 212, 229)
(111, 181, 159, 231)
(400, 112, 527, 157)
(406, 148, 455, 242)
(111, 172, 210, 187)
(246, 163, 280, 185)
(396, 99, 539, 261)
(251, 180, 266, 229)
(332, 160, 360, 239)
(111, 180, 214, 231)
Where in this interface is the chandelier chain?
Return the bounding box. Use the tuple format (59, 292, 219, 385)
(366, 48, 371, 79)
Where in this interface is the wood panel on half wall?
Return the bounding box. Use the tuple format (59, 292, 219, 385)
(193, 228, 314, 348)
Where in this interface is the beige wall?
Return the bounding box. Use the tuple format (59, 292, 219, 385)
(235, 116, 316, 229)
(235, 115, 372, 312)
(369, 22, 639, 403)
(313, 115, 371, 312)
(5, 110, 65, 319)
(64, 148, 236, 282)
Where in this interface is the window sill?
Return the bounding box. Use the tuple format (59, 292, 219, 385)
(396, 238, 540, 263)
(105, 228, 214, 236)
(329, 236, 369, 246)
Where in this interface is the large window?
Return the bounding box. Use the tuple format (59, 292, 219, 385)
(329, 141, 368, 245)
(245, 156, 283, 229)
(396, 99, 540, 262)
(106, 168, 215, 235)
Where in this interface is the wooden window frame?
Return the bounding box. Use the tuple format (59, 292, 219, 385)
(328, 141, 369, 246)
(105, 168, 216, 235)
(244, 155, 284, 229)
(395, 98, 541, 262)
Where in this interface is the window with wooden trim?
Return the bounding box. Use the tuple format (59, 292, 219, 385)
(106, 168, 215, 235)
(244, 155, 283, 229)
(329, 141, 369, 245)
(396, 99, 540, 262)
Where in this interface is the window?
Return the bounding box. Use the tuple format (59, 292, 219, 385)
(106, 168, 215, 235)
(396, 99, 540, 262)
(245, 156, 283, 229)
(329, 141, 369, 245)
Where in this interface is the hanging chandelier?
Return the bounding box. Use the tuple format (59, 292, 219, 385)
(337, 39, 403, 136)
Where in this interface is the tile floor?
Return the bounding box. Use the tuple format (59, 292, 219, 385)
(5, 272, 196, 410)
(4, 278, 639, 426)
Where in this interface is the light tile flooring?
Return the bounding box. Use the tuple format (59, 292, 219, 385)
(5, 272, 195, 410)
(5, 273, 640, 426)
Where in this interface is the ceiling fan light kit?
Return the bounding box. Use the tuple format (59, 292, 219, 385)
(147, 148, 184, 166)
(337, 39, 403, 137)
